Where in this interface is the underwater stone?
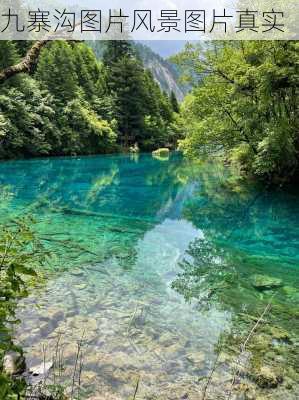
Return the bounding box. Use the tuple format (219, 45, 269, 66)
(283, 286, 297, 296)
(284, 377, 294, 390)
(186, 352, 205, 365)
(81, 370, 97, 382)
(253, 365, 283, 388)
(29, 361, 53, 377)
(39, 308, 64, 323)
(74, 283, 88, 290)
(269, 326, 292, 343)
(3, 351, 26, 375)
(71, 268, 85, 276)
(251, 274, 283, 291)
(159, 332, 178, 347)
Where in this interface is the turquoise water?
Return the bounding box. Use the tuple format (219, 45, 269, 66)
(0, 153, 298, 399)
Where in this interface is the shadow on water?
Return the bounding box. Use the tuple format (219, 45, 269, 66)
(0, 153, 298, 399)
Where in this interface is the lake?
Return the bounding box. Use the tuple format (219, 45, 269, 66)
(0, 152, 298, 399)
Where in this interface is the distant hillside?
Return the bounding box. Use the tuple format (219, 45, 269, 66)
(134, 43, 189, 102)
(88, 41, 189, 102)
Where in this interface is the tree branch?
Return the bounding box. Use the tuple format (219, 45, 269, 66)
(0, 40, 49, 84)
(0, 25, 82, 84)
(222, 107, 257, 154)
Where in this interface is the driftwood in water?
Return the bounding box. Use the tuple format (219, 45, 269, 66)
(40, 235, 98, 256)
(50, 205, 156, 225)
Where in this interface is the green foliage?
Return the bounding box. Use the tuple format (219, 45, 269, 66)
(170, 91, 180, 113)
(60, 99, 117, 155)
(0, 79, 56, 158)
(0, 42, 19, 71)
(102, 41, 179, 149)
(36, 42, 79, 102)
(0, 218, 46, 399)
(175, 41, 299, 183)
(0, 39, 181, 158)
(0, 41, 118, 159)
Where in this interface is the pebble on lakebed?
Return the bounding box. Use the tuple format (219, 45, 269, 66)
(252, 365, 283, 388)
(3, 351, 26, 375)
(250, 274, 283, 291)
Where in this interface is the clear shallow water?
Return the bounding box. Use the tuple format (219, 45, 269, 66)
(0, 153, 298, 399)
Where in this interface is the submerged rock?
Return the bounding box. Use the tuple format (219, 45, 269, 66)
(3, 351, 26, 375)
(74, 283, 88, 290)
(253, 365, 283, 388)
(71, 268, 85, 277)
(269, 326, 292, 343)
(30, 361, 53, 376)
(39, 307, 64, 323)
(186, 352, 205, 365)
(251, 274, 283, 291)
(152, 148, 170, 157)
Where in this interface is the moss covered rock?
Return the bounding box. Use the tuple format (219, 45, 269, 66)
(152, 148, 170, 157)
(269, 326, 292, 343)
(250, 274, 283, 291)
(253, 365, 283, 388)
(3, 351, 26, 375)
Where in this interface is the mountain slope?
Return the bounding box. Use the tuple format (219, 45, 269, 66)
(89, 41, 189, 102)
(134, 43, 189, 101)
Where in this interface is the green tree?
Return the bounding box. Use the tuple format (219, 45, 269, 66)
(72, 44, 101, 98)
(36, 41, 79, 103)
(103, 41, 147, 146)
(102, 41, 176, 149)
(0, 41, 19, 71)
(174, 41, 299, 183)
(170, 91, 180, 113)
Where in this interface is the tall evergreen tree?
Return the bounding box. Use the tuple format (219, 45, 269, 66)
(102, 40, 176, 149)
(103, 41, 148, 146)
(0, 41, 19, 70)
(170, 91, 180, 113)
(36, 41, 79, 102)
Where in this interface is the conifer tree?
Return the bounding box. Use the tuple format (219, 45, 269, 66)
(170, 91, 180, 113)
(36, 41, 79, 102)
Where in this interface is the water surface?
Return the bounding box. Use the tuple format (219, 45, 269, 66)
(0, 153, 298, 399)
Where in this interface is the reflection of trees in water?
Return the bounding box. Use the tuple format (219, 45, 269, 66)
(172, 235, 299, 396)
(181, 159, 299, 261)
(0, 153, 203, 270)
(174, 158, 299, 325)
(172, 237, 238, 309)
(172, 161, 299, 396)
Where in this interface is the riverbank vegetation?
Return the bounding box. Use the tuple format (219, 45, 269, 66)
(0, 219, 44, 398)
(172, 41, 299, 184)
(1, 40, 298, 186)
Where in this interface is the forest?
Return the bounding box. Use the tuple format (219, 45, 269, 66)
(173, 41, 299, 184)
(1, 40, 298, 184)
(0, 40, 180, 159)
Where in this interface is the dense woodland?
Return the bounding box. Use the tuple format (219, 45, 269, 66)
(173, 41, 299, 184)
(1, 40, 298, 184)
(0, 40, 180, 159)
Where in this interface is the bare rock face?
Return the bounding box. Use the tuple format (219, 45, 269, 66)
(3, 351, 26, 375)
